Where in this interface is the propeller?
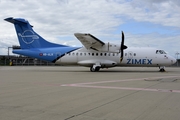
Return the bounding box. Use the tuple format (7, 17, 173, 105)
(120, 31, 127, 62)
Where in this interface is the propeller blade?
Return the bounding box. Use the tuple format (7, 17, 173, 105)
(120, 31, 127, 62)
(120, 49, 123, 62)
(121, 31, 124, 47)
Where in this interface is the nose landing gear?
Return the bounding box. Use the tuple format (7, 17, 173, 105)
(159, 66, 165, 72)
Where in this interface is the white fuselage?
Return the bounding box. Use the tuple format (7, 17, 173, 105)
(55, 47, 176, 68)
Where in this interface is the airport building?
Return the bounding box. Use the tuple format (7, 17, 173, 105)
(0, 55, 55, 66)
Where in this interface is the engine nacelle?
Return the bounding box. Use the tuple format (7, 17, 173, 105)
(97, 43, 120, 53)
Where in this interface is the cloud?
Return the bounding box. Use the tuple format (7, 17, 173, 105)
(128, 0, 180, 27)
(0, 0, 179, 57)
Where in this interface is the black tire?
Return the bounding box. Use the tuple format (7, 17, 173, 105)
(95, 67, 100, 72)
(159, 68, 165, 72)
(90, 67, 95, 72)
(90, 67, 100, 72)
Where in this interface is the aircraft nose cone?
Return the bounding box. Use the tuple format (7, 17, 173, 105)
(171, 57, 177, 64)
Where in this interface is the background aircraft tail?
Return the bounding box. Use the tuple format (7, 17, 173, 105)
(4, 17, 67, 49)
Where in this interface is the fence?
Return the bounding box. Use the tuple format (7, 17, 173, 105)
(0, 56, 55, 66)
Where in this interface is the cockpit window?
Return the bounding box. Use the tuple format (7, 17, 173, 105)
(156, 50, 166, 54)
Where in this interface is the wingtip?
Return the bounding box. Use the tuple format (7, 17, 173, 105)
(74, 33, 82, 36)
(74, 33, 91, 37)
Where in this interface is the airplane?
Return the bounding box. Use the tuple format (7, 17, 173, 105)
(4, 17, 177, 72)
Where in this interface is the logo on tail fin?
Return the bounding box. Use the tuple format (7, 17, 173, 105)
(18, 30, 39, 44)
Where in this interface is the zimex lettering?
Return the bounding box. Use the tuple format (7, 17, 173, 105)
(126, 59, 152, 64)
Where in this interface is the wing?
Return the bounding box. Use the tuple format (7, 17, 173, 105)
(74, 33, 105, 50)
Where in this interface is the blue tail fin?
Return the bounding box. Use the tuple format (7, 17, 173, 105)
(4, 17, 67, 49)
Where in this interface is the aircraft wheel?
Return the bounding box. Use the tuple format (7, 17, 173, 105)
(90, 67, 96, 72)
(159, 68, 165, 72)
(90, 67, 100, 72)
(159, 66, 165, 72)
(95, 67, 100, 72)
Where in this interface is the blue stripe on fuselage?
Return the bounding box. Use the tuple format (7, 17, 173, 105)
(13, 47, 80, 62)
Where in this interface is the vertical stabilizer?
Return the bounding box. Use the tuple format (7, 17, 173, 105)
(4, 17, 67, 49)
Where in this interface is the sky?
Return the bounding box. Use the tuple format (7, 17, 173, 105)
(0, 0, 180, 58)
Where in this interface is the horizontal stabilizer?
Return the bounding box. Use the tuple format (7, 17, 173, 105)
(4, 17, 33, 27)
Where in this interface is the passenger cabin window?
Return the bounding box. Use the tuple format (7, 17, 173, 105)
(156, 50, 166, 54)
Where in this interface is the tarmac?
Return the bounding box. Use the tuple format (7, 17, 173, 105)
(0, 66, 180, 120)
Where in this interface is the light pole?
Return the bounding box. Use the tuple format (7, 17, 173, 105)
(8, 47, 12, 59)
(175, 52, 179, 67)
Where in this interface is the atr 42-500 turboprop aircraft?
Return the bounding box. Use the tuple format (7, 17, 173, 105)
(5, 17, 176, 72)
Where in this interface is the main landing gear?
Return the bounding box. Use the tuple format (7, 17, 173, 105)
(90, 63, 101, 72)
(159, 66, 165, 72)
(90, 66, 100, 72)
